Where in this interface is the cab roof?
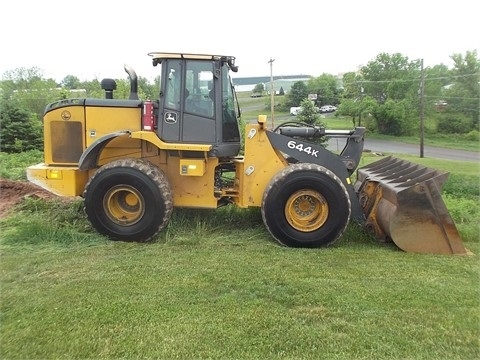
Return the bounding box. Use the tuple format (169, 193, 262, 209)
(148, 52, 235, 62)
(148, 52, 238, 72)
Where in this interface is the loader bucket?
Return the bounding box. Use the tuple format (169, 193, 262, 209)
(354, 156, 469, 255)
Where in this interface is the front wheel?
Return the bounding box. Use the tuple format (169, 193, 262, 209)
(83, 158, 173, 242)
(261, 163, 351, 248)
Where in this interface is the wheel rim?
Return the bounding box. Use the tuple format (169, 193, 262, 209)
(103, 185, 145, 226)
(284, 189, 328, 232)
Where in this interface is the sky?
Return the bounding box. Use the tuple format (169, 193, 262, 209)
(1, 0, 478, 83)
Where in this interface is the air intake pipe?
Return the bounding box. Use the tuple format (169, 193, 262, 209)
(100, 78, 117, 99)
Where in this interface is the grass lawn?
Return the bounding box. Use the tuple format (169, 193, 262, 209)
(1, 208, 479, 359)
(1, 150, 479, 359)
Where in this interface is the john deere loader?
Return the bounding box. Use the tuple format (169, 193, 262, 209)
(27, 52, 468, 255)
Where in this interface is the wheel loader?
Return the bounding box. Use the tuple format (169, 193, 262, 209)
(26, 52, 468, 255)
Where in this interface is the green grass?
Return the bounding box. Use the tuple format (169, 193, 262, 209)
(1, 203, 479, 359)
(1, 149, 479, 359)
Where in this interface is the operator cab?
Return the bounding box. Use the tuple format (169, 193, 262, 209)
(149, 52, 241, 157)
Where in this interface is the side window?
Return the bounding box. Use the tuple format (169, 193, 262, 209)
(222, 66, 240, 142)
(222, 68, 236, 123)
(165, 61, 182, 110)
(185, 60, 214, 118)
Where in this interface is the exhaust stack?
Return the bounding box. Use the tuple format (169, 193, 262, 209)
(124, 64, 139, 100)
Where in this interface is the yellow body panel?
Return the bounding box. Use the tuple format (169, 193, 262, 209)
(85, 107, 141, 147)
(234, 123, 287, 208)
(161, 156, 219, 208)
(27, 164, 89, 197)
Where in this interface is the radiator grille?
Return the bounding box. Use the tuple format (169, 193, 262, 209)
(51, 121, 83, 163)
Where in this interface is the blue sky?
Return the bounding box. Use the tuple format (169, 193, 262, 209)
(1, 0, 478, 82)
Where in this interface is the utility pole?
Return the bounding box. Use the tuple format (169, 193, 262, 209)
(419, 59, 425, 158)
(268, 58, 275, 129)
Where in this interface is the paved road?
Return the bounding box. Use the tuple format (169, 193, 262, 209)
(327, 137, 479, 162)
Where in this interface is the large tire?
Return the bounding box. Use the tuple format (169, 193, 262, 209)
(261, 163, 351, 248)
(83, 158, 173, 242)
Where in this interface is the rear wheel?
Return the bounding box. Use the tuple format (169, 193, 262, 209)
(83, 158, 173, 242)
(261, 163, 351, 248)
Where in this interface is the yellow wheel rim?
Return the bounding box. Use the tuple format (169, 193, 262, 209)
(104, 185, 145, 225)
(285, 190, 328, 232)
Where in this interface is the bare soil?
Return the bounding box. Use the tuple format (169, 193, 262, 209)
(0, 179, 59, 218)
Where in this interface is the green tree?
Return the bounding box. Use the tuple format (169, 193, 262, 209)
(360, 53, 420, 135)
(361, 53, 420, 103)
(423, 64, 451, 113)
(371, 99, 415, 136)
(285, 81, 308, 107)
(297, 99, 320, 125)
(0, 99, 43, 153)
(445, 50, 479, 129)
(61, 75, 81, 89)
(1, 67, 61, 120)
(341, 72, 364, 101)
(252, 83, 264, 96)
(338, 96, 376, 128)
(296, 99, 327, 147)
(307, 74, 340, 106)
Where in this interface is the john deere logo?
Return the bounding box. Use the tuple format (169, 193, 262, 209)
(164, 112, 177, 124)
(61, 111, 71, 120)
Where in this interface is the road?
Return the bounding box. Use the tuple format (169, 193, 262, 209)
(327, 137, 479, 162)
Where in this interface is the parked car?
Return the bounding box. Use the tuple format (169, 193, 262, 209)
(319, 105, 337, 113)
(290, 106, 301, 115)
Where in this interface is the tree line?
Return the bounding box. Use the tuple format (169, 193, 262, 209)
(280, 50, 479, 138)
(0, 50, 478, 153)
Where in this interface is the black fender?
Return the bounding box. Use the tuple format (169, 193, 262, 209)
(266, 130, 365, 222)
(78, 130, 130, 170)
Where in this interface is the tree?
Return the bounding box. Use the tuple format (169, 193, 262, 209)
(307, 74, 340, 106)
(297, 99, 320, 125)
(445, 50, 479, 129)
(337, 96, 376, 127)
(371, 99, 416, 136)
(61, 75, 81, 89)
(1, 67, 61, 120)
(285, 81, 308, 107)
(0, 99, 43, 153)
(359, 53, 420, 135)
(296, 99, 327, 147)
(252, 83, 264, 96)
(423, 64, 451, 114)
(361, 53, 420, 102)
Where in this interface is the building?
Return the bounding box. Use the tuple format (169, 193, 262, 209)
(232, 75, 312, 93)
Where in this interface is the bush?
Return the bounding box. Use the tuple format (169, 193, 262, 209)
(465, 129, 480, 142)
(0, 100, 43, 153)
(371, 100, 416, 136)
(437, 113, 473, 134)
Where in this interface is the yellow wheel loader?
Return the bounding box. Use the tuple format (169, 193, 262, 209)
(26, 52, 468, 255)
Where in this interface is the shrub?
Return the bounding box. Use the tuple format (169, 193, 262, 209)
(0, 100, 43, 153)
(465, 129, 480, 142)
(437, 113, 473, 134)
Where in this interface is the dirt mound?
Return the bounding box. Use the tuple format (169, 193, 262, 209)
(0, 179, 59, 218)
